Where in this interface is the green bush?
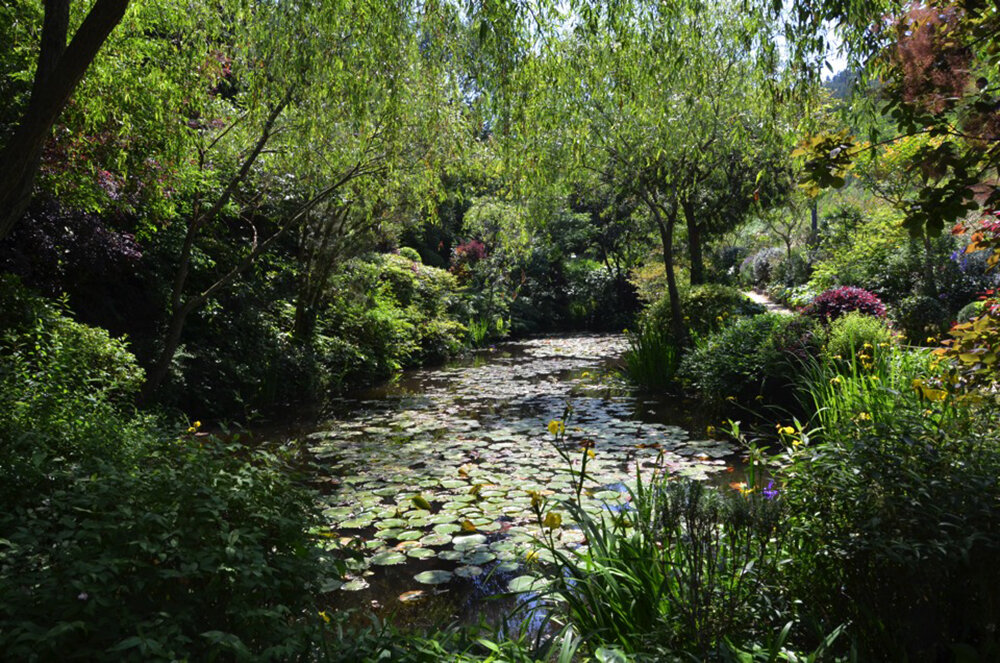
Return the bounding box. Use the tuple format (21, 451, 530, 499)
(781, 408, 1000, 660)
(0, 278, 150, 505)
(822, 311, 895, 365)
(891, 293, 949, 344)
(677, 283, 766, 336)
(315, 254, 466, 388)
(678, 314, 821, 405)
(397, 246, 422, 263)
(956, 299, 984, 323)
(0, 436, 327, 661)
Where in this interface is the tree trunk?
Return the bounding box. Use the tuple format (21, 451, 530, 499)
(139, 299, 197, 404)
(809, 198, 819, 247)
(647, 198, 685, 345)
(921, 233, 938, 298)
(682, 198, 704, 285)
(0, 0, 130, 240)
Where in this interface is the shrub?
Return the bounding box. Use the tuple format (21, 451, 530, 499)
(955, 299, 984, 323)
(0, 277, 149, 505)
(679, 314, 821, 404)
(739, 247, 783, 287)
(678, 283, 766, 336)
(781, 407, 1000, 660)
(397, 246, 422, 263)
(891, 293, 949, 343)
(822, 311, 895, 364)
(770, 250, 812, 288)
(0, 436, 327, 661)
(804, 286, 886, 323)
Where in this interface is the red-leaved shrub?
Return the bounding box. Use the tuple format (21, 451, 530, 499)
(805, 286, 886, 323)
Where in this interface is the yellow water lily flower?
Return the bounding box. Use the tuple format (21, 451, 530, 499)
(543, 511, 562, 529)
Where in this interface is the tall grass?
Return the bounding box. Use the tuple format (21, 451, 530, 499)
(799, 340, 958, 437)
(526, 448, 790, 659)
(623, 322, 680, 390)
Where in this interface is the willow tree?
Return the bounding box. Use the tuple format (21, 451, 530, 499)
(138, 0, 460, 398)
(509, 0, 794, 341)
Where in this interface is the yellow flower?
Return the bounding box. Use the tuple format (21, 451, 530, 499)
(193, 421, 201, 429)
(319, 611, 331, 624)
(726, 395, 736, 402)
(528, 490, 543, 510)
(543, 511, 563, 529)
(856, 412, 872, 421)
(777, 425, 795, 436)
(547, 419, 565, 436)
(829, 376, 842, 385)
(926, 337, 937, 344)
(524, 550, 540, 563)
(706, 425, 716, 436)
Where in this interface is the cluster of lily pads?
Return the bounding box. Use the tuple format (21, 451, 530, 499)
(307, 336, 736, 603)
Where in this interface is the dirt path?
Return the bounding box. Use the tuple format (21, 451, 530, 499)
(743, 290, 795, 316)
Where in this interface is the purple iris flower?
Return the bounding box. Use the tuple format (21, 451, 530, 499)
(762, 480, 778, 500)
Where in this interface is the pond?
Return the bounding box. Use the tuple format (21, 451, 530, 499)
(302, 334, 742, 629)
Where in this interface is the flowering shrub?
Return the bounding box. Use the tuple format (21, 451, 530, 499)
(804, 286, 886, 323)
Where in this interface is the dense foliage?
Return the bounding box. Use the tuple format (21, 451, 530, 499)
(4, 0, 1000, 659)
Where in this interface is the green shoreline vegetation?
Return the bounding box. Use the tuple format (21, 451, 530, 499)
(3, 0, 1000, 659)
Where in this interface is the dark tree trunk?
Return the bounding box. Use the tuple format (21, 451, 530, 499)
(921, 233, 938, 298)
(0, 0, 130, 240)
(646, 197, 685, 345)
(682, 198, 704, 285)
(809, 198, 819, 247)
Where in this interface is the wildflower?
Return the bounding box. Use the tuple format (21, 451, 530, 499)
(927, 337, 937, 344)
(524, 550, 540, 563)
(528, 490, 543, 510)
(547, 419, 565, 436)
(856, 412, 872, 421)
(762, 480, 779, 499)
(319, 611, 331, 624)
(726, 395, 736, 402)
(706, 425, 716, 436)
(776, 424, 795, 436)
(829, 375, 842, 385)
(543, 511, 563, 529)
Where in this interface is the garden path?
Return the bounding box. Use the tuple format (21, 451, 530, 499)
(743, 290, 795, 316)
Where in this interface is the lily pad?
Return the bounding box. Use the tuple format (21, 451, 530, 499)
(508, 575, 548, 593)
(455, 565, 484, 578)
(414, 570, 453, 585)
(371, 551, 407, 566)
(342, 577, 370, 592)
(406, 547, 437, 560)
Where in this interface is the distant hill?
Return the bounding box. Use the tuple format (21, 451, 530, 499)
(823, 69, 858, 101)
